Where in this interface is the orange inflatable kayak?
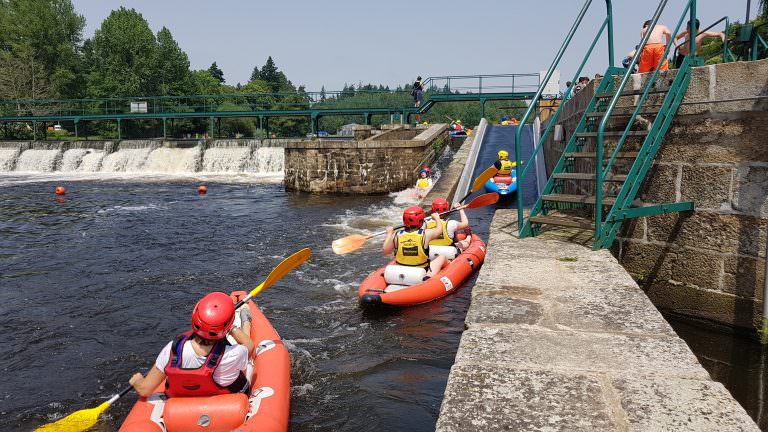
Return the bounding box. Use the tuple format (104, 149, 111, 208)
(119, 291, 290, 432)
(358, 234, 486, 306)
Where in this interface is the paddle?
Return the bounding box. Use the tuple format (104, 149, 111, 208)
(332, 193, 498, 255)
(456, 165, 499, 204)
(34, 247, 311, 432)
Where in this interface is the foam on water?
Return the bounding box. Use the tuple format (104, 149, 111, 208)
(100, 148, 153, 172)
(0, 148, 20, 170)
(143, 147, 202, 173)
(201, 147, 250, 172)
(78, 150, 105, 171)
(59, 149, 88, 172)
(14, 149, 60, 172)
(246, 146, 284, 174)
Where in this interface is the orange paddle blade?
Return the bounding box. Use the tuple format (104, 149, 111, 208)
(332, 234, 371, 255)
(470, 166, 499, 193)
(465, 192, 499, 209)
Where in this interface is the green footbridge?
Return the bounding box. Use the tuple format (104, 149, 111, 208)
(0, 74, 539, 139)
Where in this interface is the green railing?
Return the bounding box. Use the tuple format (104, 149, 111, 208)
(594, 0, 697, 243)
(0, 73, 540, 121)
(514, 0, 615, 231)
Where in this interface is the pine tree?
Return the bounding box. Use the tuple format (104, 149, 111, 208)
(249, 66, 260, 82)
(207, 62, 224, 84)
(320, 85, 326, 101)
(259, 56, 280, 92)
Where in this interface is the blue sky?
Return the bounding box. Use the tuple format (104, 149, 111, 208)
(72, 0, 749, 91)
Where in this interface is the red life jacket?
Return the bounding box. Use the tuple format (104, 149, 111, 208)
(164, 331, 244, 397)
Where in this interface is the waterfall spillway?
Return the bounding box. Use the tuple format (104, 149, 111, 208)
(0, 141, 285, 177)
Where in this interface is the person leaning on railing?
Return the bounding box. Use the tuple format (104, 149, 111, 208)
(674, 19, 725, 68)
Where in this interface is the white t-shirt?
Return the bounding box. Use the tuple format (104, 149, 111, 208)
(445, 220, 460, 240)
(154, 340, 249, 386)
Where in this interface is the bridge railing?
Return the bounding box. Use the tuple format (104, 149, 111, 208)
(423, 73, 540, 95)
(514, 0, 615, 230)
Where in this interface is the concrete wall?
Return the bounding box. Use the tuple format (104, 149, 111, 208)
(541, 59, 768, 328)
(283, 124, 449, 194)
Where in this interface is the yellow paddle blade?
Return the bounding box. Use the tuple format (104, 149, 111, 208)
(249, 247, 311, 297)
(332, 234, 370, 255)
(35, 401, 110, 432)
(471, 166, 499, 192)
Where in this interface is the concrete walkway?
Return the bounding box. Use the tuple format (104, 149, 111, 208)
(436, 209, 759, 431)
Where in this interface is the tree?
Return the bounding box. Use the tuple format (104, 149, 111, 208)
(0, 0, 86, 98)
(208, 62, 224, 84)
(249, 66, 260, 82)
(189, 70, 221, 95)
(156, 27, 190, 96)
(84, 7, 159, 97)
(320, 86, 326, 101)
(0, 47, 55, 112)
(761, 0, 768, 17)
(259, 56, 287, 92)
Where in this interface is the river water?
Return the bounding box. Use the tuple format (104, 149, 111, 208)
(0, 171, 496, 431)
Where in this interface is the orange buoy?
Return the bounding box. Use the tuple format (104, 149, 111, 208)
(197, 185, 208, 195)
(55, 186, 66, 196)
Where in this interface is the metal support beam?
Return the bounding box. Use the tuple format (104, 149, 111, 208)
(33, 121, 36, 140)
(480, 98, 486, 119)
(606, 202, 694, 222)
(208, 117, 214, 139)
(217, 117, 221, 138)
(311, 113, 318, 135)
(117, 119, 122, 139)
(162, 118, 167, 139)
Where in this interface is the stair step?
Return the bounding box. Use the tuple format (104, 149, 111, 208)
(565, 151, 638, 159)
(542, 194, 617, 205)
(530, 215, 595, 230)
(596, 89, 668, 98)
(585, 111, 659, 118)
(576, 131, 649, 138)
(552, 173, 628, 182)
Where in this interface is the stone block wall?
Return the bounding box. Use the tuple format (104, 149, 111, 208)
(283, 124, 448, 194)
(541, 59, 768, 328)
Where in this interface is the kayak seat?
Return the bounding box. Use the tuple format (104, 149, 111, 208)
(164, 393, 249, 432)
(384, 265, 427, 286)
(429, 245, 458, 261)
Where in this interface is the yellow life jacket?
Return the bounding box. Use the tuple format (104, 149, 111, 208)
(416, 178, 430, 188)
(394, 229, 430, 267)
(426, 219, 453, 246)
(498, 159, 515, 176)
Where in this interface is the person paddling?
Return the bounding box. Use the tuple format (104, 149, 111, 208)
(383, 206, 447, 278)
(494, 150, 517, 176)
(427, 198, 471, 252)
(128, 292, 255, 398)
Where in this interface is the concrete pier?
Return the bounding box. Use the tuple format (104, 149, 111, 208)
(436, 209, 759, 431)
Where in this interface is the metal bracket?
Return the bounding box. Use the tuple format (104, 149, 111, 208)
(607, 201, 694, 222)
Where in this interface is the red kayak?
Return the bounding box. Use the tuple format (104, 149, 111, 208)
(120, 291, 290, 432)
(358, 234, 486, 306)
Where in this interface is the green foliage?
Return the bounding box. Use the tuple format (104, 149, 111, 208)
(84, 7, 159, 97)
(0, 0, 85, 98)
(207, 62, 224, 84)
(156, 27, 190, 96)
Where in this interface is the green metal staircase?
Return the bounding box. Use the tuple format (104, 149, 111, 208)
(514, 0, 699, 250)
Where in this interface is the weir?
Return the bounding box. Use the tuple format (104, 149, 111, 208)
(0, 139, 286, 175)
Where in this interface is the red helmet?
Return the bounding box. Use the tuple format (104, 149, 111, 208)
(191, 292, 235, 340)
(403, 206, 425, 228)
(431, 198, 450, 214)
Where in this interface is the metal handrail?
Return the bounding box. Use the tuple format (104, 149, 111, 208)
(595, 0, 696, 241)
(515, 0, 615, 232)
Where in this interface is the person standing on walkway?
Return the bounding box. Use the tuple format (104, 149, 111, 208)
(412, 76, 424, 108)
(638, 20, 672, 73)
(674, 19, 725, 68)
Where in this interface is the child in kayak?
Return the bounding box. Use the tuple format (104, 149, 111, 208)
(427, 198, 471, 252)
(383, 206, 447, 278)
(494, 150, 517, 177)
(414, 168, 432, 198)
(128, 292, 255, 398)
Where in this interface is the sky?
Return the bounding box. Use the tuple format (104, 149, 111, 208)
(71, 0, 750, 92)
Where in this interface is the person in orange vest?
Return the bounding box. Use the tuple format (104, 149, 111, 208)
(128, 292, 255, 397)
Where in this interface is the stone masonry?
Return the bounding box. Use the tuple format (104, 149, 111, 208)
(435, 209, 759, 431)
(542, 59, 768, 328)
(283, 124, 448, 194)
